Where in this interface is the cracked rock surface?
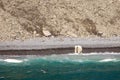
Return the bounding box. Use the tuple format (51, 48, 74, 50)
(0, 0, 120, 41)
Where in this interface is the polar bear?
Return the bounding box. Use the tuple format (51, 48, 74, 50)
(75, 45, 82, 54)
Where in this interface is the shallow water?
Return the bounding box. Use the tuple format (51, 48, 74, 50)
(0, 53, 120, 80)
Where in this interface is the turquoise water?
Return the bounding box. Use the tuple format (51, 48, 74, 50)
(0, 53, 120, 80)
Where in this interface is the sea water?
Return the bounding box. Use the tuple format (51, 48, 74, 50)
(0, 52, 120, 80)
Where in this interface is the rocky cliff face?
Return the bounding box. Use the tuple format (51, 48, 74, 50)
(0, 0, 120, 41)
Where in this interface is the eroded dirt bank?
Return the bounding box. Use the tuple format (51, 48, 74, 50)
(0, 0, 120, 41)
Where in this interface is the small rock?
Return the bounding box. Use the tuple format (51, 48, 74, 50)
(42, 28, 51, 37)
(67, 32, 78, 37)
(33, 31, 37, 34)
(97, 32, 103, 37)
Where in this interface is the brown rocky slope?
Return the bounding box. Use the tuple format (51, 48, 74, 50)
(0, 0, 120, 41)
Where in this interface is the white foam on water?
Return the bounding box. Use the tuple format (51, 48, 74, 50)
(68, 53, 79, 55)
(4, 59, 23, 63)
(68, 52, 100, 55)
(83, 52, 120, 55)
(71, 60, 83, 62)
(1, 52, 120, 64)
(0, 77, 5, 79)
(68, 52, 120, 56)
(0, 59, 3, 61)
(99, 58, 119, 62)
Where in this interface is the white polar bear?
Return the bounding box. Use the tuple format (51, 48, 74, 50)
(75, 45, 82, 54)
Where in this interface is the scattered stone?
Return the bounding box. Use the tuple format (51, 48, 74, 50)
(33, 31, 37, 34)
(67, 32, 78, 37)
(42, 28, 52, 37)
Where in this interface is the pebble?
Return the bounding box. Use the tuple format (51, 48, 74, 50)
(42, 28, 52, 37)
(67, 32, 78, 37)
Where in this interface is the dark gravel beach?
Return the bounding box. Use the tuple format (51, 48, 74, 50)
(0, 37, 120, 55)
